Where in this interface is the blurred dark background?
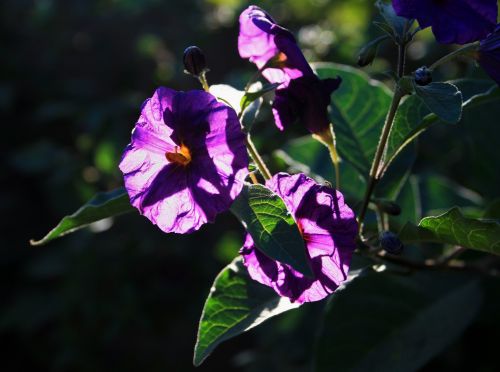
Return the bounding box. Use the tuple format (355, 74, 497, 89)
(2, 0, 499, 371)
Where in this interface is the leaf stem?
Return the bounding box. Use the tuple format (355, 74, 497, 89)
(429, 42, 480, 71)
(246, 135, 272, 180)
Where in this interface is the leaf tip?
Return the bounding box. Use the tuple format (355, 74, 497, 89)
(29, 238, 44, 247)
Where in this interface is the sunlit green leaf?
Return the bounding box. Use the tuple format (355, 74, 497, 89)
(30, 188, 134, 246)
(193, 257, 300, 366)
(230, 184, 312, 277)
(313, 63, 392, 178)
(400, 208, 500, 254)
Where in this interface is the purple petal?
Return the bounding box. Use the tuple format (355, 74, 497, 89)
(479, 25, 500, 85)
(238, 6, 279, 69)
(393, 0, 497, 44)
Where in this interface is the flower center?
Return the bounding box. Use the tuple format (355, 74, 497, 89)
(296, 220, 304, 237)
(268, 52, 288, 68)
(165, 144, 192, 166)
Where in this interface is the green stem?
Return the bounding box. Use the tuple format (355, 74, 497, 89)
(358, 88, 404, 226)
(397, 43, 407, 78)
(198, 72, 210, 92)
(429, 42, 480, 71)
(246, 135, 272, 180)
(357, 39, 409, 228)
(327, 141, 341, 190)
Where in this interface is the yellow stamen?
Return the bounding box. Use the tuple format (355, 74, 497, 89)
(165, 144, 192, 166)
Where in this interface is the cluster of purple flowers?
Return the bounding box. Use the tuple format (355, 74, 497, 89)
(119, 5, 357, 303)
(393, 0, 500, 84)
(119, 1, 500, 304)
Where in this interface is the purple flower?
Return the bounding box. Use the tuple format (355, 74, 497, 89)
(119, 87, 249, 234)
(240, 173, 358, 303)
(238, 5, 312, 88)
(393, 0, 498, 44)
(478, 24, 500, 85)
(238, 5, 341, 135)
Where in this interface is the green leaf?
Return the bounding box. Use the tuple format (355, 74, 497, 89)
(312, 63, 392, 178)
(375, 0, 409, 38)
(276, 136, 366, 201)
(414, 82, 462, 123)
(240, 96, 262, 132)
(400, 208, 500, 254)
(316, 270, 482, 372)
(193, 257, 299, 366)
(209, 84, 244, 114)
(382, 81, 497, 175)
(240, 82, 280, 113)
(30, 188, 135, 246)
(230, 184, 312, 277)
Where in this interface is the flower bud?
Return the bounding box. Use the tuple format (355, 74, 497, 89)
(379, 231, 403, 255)
(414, 66, 432, 86)
(183, 46, 208, 76)
(357, 35, 389, 67)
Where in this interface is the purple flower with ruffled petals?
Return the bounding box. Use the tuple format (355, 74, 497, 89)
(478, 24, 500, 85)
(119, 87, 249, 234)
(240, 173, 358, 303)
(238, 5, 341, 135)
(393, 0, 497, 44)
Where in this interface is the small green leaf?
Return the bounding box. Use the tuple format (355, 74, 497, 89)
(30, 188, 135, 246)
(241, 96, 262, 132)
(240, 82, 280, 113)
(376, 0, 409, 38)
(400, 208, 500, 255)
(373, 21, 395, 38)
(193, 257, 300, 366)
(230, 184, 312, 276)
(316, 270, 482, 372)
(414, 82, 462, 123)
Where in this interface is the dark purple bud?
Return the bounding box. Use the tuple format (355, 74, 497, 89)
(379, 231, 403, 255)
(183, 46, 208, 76)
(357, 36, 387, 67)
(414, 66, 432, 86)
